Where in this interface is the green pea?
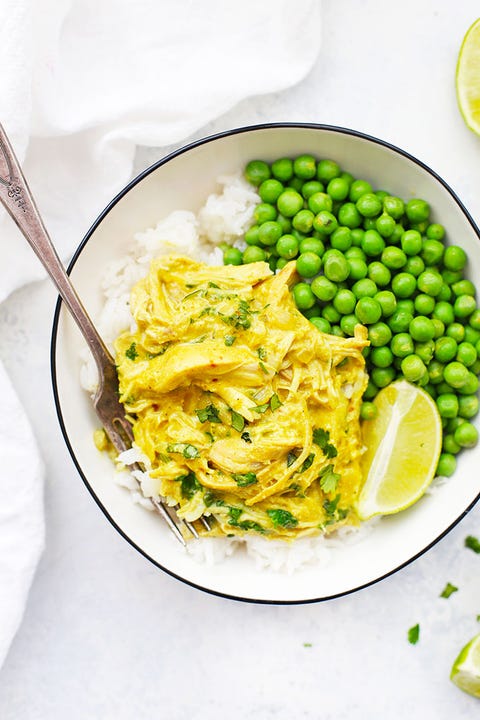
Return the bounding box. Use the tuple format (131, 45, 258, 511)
(451, 279, 475, 297)
(361, 230, 385, 257)
(383, 195, 405, 219)
(245, 160, 271, 186)
(313, 211, 338, 235)
(453, 422, 479, 448)
(456, 342, 477, 367)
(296, 252, 322, 278)
(254, 203, 277, 224)
(436, 454, 456, 477)
(388, 309, 414, 333)
(443, 434, 461, 454)
(338, 202, 362, 229)
(458, 394, 479, 419)
(397, 299, 415, 314)
(302, 180, 324, 199)
(317, 159, 341, 183)
(331, 325, 345, 338)
(311, 275, 337, 302)
(401, 354, 427, 382)
(258, 179, 284, 204)
(432, 318, 445, 339)
(276, 234, 299, 259)
(375, 190, 389, 201)
(292, 282, 316, 309)
(414, 340, 434, 364)
(426, 223, 445, 240)
(352, 278, 378, 298)
(322, 304, 341, 324)
(367, 262, 391, 287)
(360, 402, 378, 421)
(309, 317, 330, 334)
(421, 239, 444, 266)
(391, 272, 416, 298)
(292, 209, 315, 234)
(340, 314, 359, 336)
(442, 269, 463, 285)
(327, 177, 349, 201)
(277, 190, 304, 218)
(298, 239, 323, 258)
(381, 246, 407, 270)
(417, 269, 443, 296)
(454, 294, 476, 319)
(375, 290, 397, 317)
(363, 379, 379, 400)
(223, 247, 243, 266)
(243, 246, 266, 264)
(288, 176, 304, 192)
(458, 371, 479, 395)
(436, 393, 459, 419)
(349, 179, 373, 202)
(437, 283, 452, 302)
(428, 360, 445, 384)
(469, 309, 480, 330)
(368, 322, 392, 347)
(341, 171, 354, 187)
(333, 288, 356, 315)
(390, 224, 405, 245)
(375, 213, 396, 237)
(403, 256, 425, 277)
(409, 316, 435, 342)
(405, 198, 430, 223)
(391, 333, 415, 357)
(276, 257, 289, 270)
(435, 336, 458, 363)
(443, 245, 467, 271)
(356, 193, 383, 218)
(245, 225, 261, 246)
(371, 346, 394, 368)
(276, 213, 292, 234)
(443, 361, 470, 388)
(271, 158, 293, 183)
(433, 301, 455, 326)
(347, 258, 368, 281)
(414, 294, 436, 315)
(351, 228, 365, 246)
(258, 221, 282, 246)
(355, 297, 382, 324)
(323, 251, 350, 282)
(293, 154, 317, 179)
(330, 226, 352, 252)
(447, 416, 467, 433)
(401, 229, 422, 256)
(446, 322, 465, 343)
(371, 366, 396, 388)
(465, 326, 480, 345)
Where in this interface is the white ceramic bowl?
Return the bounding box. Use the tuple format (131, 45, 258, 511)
(51, 124, 480, 604)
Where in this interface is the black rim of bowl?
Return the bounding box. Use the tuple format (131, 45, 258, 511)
(50, 122, 480, 605)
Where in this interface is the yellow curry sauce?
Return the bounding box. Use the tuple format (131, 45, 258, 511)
(115, 255, 369, 540)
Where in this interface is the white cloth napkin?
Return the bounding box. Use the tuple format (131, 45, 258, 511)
(0, 0, 322, 667)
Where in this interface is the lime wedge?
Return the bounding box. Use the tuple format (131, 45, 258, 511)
(356, 380, 442, 520)
(456, 18, 480, 135)
(451, 634, 480, 698)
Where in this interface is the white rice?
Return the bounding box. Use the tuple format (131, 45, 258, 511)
(82, 173, 378, 572)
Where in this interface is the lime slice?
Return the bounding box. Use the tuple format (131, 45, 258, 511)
(451, 634, 480, 698)
(456, 18, 480, 135)
(356, 380, 442, 520)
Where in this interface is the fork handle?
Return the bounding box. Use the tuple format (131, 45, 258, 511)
(0, 123, 113, 375)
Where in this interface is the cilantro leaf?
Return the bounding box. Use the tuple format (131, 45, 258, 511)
(323, 494, 341, 516)
(408, 624, 420, 645)
(232, 472, 258, 487)
(287, 451, 298, 467)
(241, 431, 252, 443)
(251, 402, 269, 414)
(224, 335, 236, 346)
(195, 404, 222, 424)
(312, 427, 338, 459)
(270, 393, 282, 411)
(299, 453, 315, 473)
(230, 410, 245, 432)
(175, 472, 200, 500)
(228, 507, 243, 525)
(125, 342, 139, 361)
(440, 582, 458, 599)
(319, 464, 341, 494)
(465, 535, 480, 553)
(167, 443, 200, 459)
(257, 347, 267, 360)
(266, 508, 298, 529)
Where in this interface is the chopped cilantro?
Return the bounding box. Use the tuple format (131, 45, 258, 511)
(223, 299, 252, 330)
(312, 428, 338, 459)
(236, 520, 264, 532)
(196, 404, 222, 424)
(230, 409, 245, 432)
(157, 452, 171, 464)
(299, 453, 315, 473)
(175, 472, 200, 500)
(241, 431, 252, 443)
(440, 582, 458, 599)
(319, 464, 341, 494)
(166, 443, 200, 459)
(228, 507, 243, 524)
(465, 535, 480, 554)
(408, 624, 420, 645)
(252, 402, 269, 414)
(257, 347, 267, 360)
(232, 472, 257, 487)
(208, 281, 220, 289)
(259, 361, 269, 375)
(303, 643, 312, 648)
(323, 494, 341, 516)
(270, 393, 282, 411)
(266, 508, 298, 529)
(125, 342, 139, 361)
(203, 490, 216, 507)
(224, 335, 236, 346)
(287, 451, 298, 468)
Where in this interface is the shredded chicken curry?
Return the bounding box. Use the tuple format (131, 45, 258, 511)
(115, 255, 369, 540)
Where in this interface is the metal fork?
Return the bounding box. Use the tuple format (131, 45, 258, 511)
(0, 122, 206, 545)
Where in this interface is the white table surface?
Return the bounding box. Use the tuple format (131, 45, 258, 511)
(1, 2, 480, 718)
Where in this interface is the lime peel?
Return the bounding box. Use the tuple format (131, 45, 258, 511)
(451, 633, 480, 698)
(456, 18, 480, 135)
